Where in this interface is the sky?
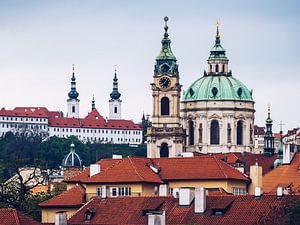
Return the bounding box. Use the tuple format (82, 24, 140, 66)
(0, 0, 299, 133)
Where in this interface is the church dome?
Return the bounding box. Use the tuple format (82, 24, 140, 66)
(182, 75, 253, 102)
(62, 143, 82, 168)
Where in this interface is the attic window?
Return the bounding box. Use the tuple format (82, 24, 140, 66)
(297, 166, 300, 171)
(85, 208, 96, 221)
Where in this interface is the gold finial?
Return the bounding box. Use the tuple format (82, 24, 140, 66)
(216, 20, 220, 37)
(164, 16, 169, 33)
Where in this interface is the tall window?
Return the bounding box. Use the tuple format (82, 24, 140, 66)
(114, 107, 117, 114)
(72, 106, 75, 113)
(215, 64, 219, 73)
(160, 143, 169, 157)
(237, 120, 243, 145)
(188, 120, 194, 145)
(210, 120, 219, 144)
(199, 123, 203, 144)
(227, 123, 231, 144)
(161, 97, 170, 115)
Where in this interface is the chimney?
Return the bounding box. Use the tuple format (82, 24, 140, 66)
(55, 211, 67, 225)
(112, 154, 122, 159)
(159, 184, 168, 196)
(248, 162, 262, 195)
(277, 187, 283, 197)
(90, 164, 100, 177)
(179, 188, 195, 206)
(255, 187, 262, 198)
(195, 187, 206, 213)
(148, 211, 165, 225)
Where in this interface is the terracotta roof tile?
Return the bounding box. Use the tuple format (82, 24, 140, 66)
(0, 208, 41, 225)
(153, 156, 249, 181)
(0, 107, 60, 118)
(82, 157, 162, 184)
(263, 152, 300, 193)
(39, 184, 85, 207)
(67, 195, 300, 225)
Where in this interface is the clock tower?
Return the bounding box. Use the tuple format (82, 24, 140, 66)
(147, 17, 184, 158)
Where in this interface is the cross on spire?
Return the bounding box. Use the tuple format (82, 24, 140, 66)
(164, 16, 169, 33)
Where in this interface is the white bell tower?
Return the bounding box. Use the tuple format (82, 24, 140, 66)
(109, 67, 122, 120)
(67, 65, 80, 118)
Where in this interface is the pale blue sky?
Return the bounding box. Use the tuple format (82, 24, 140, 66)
(0, 0, 299, 132)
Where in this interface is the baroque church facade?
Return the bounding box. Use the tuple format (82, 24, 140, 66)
(147, 18, 255, 157)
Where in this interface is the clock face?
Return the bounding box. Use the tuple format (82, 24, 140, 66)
(159, 77, 171, 89)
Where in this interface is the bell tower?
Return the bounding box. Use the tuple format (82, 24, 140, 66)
(67, 65, 80, 118)
(147, 17, 184, 158)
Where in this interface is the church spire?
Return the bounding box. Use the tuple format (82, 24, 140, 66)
(110, 66, 121, 100)
(155, 16, 178, 76)
(68, 64, 79, 99)
(264, 104, 275, 156)
(91, 95, 95, 110)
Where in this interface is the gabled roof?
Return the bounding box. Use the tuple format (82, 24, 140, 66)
(263, 153, 300, 193)
(82, 157, 162, 184)
(67, 195, 300, 225)
(39, 184, 86, 207)
(0, 208, 41, 225)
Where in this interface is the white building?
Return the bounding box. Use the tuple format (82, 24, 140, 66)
(0, 69, 143, 145)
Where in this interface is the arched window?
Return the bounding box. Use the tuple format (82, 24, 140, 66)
(210, 64, 212, 72)
(160, 143, 169, 157)
(222, 64, 225, 73)
(72, 106, 75, 113)
(237, 120, 243, 145)
(227, 123, 231, 144)
(114, 107, 118, 114)
(199, 123, 203, 144)
(161, 97, 170, 116)
(188, 120, 194, 146)
(210, 120, 219, 145)
(215, 64, 219, 73)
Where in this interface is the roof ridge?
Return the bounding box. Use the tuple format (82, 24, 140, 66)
(128, 157, 144, 181)
(214, 156, 228, 178)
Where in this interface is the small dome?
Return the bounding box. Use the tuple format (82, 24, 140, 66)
(182, 75, 253, 102)
(62, 143, 82, 168)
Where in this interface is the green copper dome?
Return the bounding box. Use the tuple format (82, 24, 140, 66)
(182, 75, 253, 102)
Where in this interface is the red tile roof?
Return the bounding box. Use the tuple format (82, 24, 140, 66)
(39, 184, 86, 207)
(0, 208, 41, 225)
(49, 108, 142, 130)
(67, 195, 300, 225)
(254, 125, 265, 135)
(74, 156, 248, 184)
(153, 156, 249, 181)
(82, 157, 162, 184)
(0, 107, 60, 118)
(263, 153, 300, 193)
(212, 152, 277, 175)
